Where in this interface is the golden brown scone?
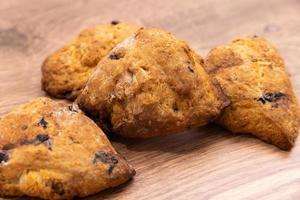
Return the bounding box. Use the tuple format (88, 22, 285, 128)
(205, 36, 300, 150)
(0, 97, 135, 199)
(42, 21, 141, 100)
(77, 28, 229, 138)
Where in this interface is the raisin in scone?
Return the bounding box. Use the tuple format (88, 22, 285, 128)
(42, 21, 140, 100)
(0, 97, 135, 199)
(77, 28, 229, 138)
(205, 36, 300, 150)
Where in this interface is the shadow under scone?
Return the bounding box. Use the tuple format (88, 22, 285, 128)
(205, 36, 300, 150)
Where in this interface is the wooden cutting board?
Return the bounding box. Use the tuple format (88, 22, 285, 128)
(1, 0, 300, 199)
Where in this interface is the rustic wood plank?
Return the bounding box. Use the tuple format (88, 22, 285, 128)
(0, 0, 300, 199)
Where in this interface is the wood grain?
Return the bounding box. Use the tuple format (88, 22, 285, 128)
(1, 0, 300, 199)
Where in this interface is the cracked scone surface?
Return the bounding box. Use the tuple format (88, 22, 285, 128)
(205, 36, 300, 150)
(42, 22, 140, 100)
(77, 28, 228, 138)
(0, 97, 135, 199)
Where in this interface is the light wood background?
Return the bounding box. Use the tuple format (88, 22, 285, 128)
(1, 0, 300, 199)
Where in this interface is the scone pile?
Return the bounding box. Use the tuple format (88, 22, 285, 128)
(1, 21, 300, 199)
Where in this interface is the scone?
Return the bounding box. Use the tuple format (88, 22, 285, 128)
(205, 36, 300, 150)
(77, 28, 229, 138)
(42, 21, 140, 100)
(0, 97, 135, 199)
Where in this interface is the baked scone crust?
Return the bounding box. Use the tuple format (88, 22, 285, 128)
(0, 97, 135, 199)
(77, 28, 229, 137)
(205, 36, 300, 150)
(42, 22, 140, 100)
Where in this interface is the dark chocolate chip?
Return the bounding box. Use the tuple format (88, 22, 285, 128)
(257, 97, 266, 104)
(93, 151, 118, 174)
(21, 125, 28, 130)
(187, 65, 194, 73)
(264, 92, 286, 102)
(111, 20, 120, 25)
(109, 52, 121, 60)
(20, 134, 50, 147)
(0, 150, 9, 163)
(2, 143, 15, 150)
(36, 134, 49, 143)
(50, 181, 65, 195)
(257, 92, 287, 104)
(38, 117, 48, 129)
(94, 151, 118, 165)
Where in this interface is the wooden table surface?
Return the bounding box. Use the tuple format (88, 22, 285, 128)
(1, 0, 300, 199)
